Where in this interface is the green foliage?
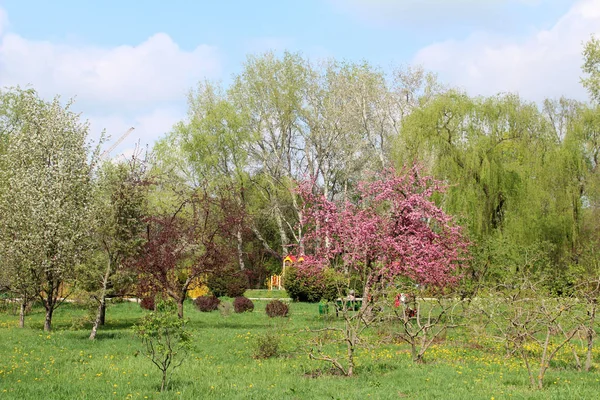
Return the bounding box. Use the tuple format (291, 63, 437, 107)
(133, 300, 191, 392)
(582, 35, 600, 103)
(284, 266, 346, 303)
(252, 330, 281, 359)
(206, 266, 248, 298)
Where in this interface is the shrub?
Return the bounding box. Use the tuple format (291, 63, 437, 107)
(265, 299, 289, 317)
(218, 301, 233, 317)
(233, 296, 254, 313)
(253, 331, 281, 359)
(284, 266, 324, 303)
(140, 296, 155, 311)
(207, 266, 249, 297)
(285, 266, 347, 303)
(194, 295, 220, 312)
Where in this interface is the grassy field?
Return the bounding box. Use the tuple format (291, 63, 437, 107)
(244, 289, 290, 299)
(0, 300, 599, 399)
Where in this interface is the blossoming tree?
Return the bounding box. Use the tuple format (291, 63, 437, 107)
(297, 165, 469, 375)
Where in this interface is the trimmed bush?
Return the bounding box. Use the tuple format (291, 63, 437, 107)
(265, 299, 289, 317)
(285, 266, 347, 303)
(207, 266, 249, 298)
(140, 296, 155, 311)
(233, 296, 254, 313)
(194, 295, 220, 312)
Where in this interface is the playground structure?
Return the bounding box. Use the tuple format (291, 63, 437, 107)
(269, 254, 303, 290)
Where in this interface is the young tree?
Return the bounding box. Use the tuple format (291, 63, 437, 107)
(0, 88, 96, 331)
(88, 152, 149, 340)
(298, 165, 469, 375)
(478, 278, 581, 389)
(133, 299, 191, 392)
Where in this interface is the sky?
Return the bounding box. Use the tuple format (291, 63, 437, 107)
(0, 0, 598, 158)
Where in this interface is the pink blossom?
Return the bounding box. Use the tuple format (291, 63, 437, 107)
(297, 165, 469, 288)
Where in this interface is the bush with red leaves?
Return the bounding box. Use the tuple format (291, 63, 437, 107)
(233, 296, 254, 313)
(194, 295, 220, 312)
(265, 300, 289, 318)
(140, 296, 155, 311)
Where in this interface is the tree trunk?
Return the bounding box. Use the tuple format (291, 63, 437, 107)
(177, 298, 184, 319)
(100, 301, 106, 326)
(346, 335, 355, 376)
(19, 301, 26, 328)
(90, 260, 111, 340)
(44, 306, 54, 332)
(236, 227, 245, 270)
(585, 301, 596, 372)
(274, 207, 289, 255)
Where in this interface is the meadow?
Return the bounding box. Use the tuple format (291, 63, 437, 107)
(0, 294, 599, 399)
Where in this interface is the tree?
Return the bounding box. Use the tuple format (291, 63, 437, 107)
(582, 35, 600, 104)
(133, 299, 191, 392)
(298, 165, 469, 375)
(0, 88, 96, 331)
(478, 277, 581, 389)
(161, 80, 251, 270)
(0, 88, 46, 328)
(131, 188, 238, 319)
(88, 152, 149, 340)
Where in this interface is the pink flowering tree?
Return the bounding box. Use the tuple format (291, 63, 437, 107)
(297, 165, 469, 375)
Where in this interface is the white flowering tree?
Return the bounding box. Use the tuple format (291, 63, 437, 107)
(0, 88, 97, 331)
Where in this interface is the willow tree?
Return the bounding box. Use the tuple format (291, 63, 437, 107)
(395, 91, 582, 283)
(0, 88, 96, 331)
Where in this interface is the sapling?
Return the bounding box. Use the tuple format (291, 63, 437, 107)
(133, 300, 191, 392)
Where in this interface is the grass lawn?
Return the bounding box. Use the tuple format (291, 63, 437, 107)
(244, 289, 289, 299)
(0, 300, 599, 399)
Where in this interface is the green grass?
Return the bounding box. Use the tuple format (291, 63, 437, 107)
(1, 301, 599, 399)
(244, 289, 289, 299)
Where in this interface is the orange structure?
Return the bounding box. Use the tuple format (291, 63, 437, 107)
(269, 254, 304, 290)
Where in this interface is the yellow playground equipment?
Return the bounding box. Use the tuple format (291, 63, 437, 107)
(269, 254, 303, 290)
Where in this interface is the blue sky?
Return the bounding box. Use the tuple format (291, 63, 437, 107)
(0, 0, 597, 158)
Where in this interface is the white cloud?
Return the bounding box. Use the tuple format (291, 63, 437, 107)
(0, 6, 220, 148)
(0, 31, 220, 112)
(413, 0, 600, 102)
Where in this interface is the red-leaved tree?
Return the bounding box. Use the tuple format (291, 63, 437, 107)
(131, 189, 240, 319)
(297, 165, 469, 375)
